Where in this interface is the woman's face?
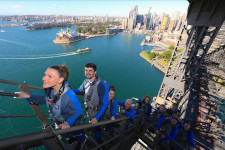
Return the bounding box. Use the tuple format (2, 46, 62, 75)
(145, 97, 150, 104)
(135, 103, 139, 109)
(109, 90, 115, 100)
(42, 68, 63, 89)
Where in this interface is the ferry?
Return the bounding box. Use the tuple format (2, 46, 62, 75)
(0, 30, 5, 32)
(76, 47, 91, 53)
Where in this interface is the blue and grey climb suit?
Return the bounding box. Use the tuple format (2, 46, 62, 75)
(117, 101, 136, 120)
(74, 76, 109, 121)
(27, 82, 83, 127)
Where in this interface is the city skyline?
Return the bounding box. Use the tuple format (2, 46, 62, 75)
(0, 0, 189, 17)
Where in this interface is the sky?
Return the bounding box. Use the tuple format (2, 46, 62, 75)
(0, 0, 189, 17)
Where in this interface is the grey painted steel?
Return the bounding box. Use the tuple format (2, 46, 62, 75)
(0, 78, 44, 90)
(157, 0, 225, 111)
(0, 117, 130, 149)
(19, 82, 50, 127)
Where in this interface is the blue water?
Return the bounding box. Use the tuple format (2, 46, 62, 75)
(0, 21, 164, 138)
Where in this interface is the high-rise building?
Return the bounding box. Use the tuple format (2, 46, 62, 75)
(122, 18, 128, 29)
(106, 14, 108, 22)
(161, 14, 169, 30)
(175, 15, 183, 31)
(146, 13, 152, 30)
(128, 5, 138, 30)
(160, 12, 165, 24)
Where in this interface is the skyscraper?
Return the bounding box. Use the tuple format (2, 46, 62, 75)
(128, 5, 138, 30)
(161, 14, 169, 30)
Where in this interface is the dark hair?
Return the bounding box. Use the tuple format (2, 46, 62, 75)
(109, 85, 115, 92)
(136, 101, 142, 109)
(141, 96, 151, 104)
(49, 64, 69, 82)
(85, 63, 97, 71)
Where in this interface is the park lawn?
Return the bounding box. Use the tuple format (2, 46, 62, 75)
(140, 51, 150, 59)
(157, 59, 169, 68)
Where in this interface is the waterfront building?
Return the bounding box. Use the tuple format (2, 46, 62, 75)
(121, 18, 128, 29)
(53, 28, 86, 44)
(106, 28, 119, 35)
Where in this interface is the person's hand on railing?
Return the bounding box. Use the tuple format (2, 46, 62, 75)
(156, 130, 160, 135)
(90, 118, 98, 124)
(111, 116, 115, 120)
(14, 91, 30, 99)
(58, 122, 70, 129)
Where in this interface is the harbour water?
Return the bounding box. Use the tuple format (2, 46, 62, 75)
(0, 21, 164, 137)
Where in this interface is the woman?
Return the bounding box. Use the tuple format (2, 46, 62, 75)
(135, 101, 142, 115)
(15, 65, 83, 129)
(140, 96, 152, 127)
(141, 96, 152, 118)
(102, 85, 117, 121)
(102, 85, 118, 137)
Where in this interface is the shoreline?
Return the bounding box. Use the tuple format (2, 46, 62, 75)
(139, 53, 167, 74)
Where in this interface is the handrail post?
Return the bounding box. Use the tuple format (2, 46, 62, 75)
(120, 118, 127, 149)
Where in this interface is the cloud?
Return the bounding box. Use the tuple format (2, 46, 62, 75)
(0, 4, 23, 10)
(11, 4, 23, 9)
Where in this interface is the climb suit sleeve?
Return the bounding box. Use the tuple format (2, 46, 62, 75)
(73, 81, 85, 96)
(125, 108, 136, 120)
(188, 131, 195, 147)
(27, 94, 46, 104)
(157, 115, 166, 130)
(117, 101, 125, 106)
(95, 81, 109, 121)
(165, 126, 178, 140)
(112, 100, 118, 118)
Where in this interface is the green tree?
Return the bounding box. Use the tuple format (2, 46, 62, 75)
(149, 52, 156, 60)
(159, 50, 172, 62)
(76, 27, 83, 33)
(169, 45, 174, 50)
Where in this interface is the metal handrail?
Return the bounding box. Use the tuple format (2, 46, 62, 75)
(0, 79, 43, 90)
(0, 117, 130, 149)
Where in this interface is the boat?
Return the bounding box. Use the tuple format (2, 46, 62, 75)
(0, 30, 5, 32)
(76, 48, 91, 53)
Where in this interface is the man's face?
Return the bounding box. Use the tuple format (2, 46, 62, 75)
(159, 105, 164, 112)
(184, 123, 190, 131)
(125, 101, 132, 110)
(171, 118, 177, 125)
(85, 67, 96, 80)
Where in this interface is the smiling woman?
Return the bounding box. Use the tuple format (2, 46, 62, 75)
(14, 64, 83, 132)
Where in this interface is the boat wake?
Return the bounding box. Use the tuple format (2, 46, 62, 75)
(0, 52, 78, 60)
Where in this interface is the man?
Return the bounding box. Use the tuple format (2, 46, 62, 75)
(117, 99, 135, 120)
(149, 104, 166, 132)
(173, 121, 194, 150)
(74, 63, 109, 124)
(155, 117, 178, 150)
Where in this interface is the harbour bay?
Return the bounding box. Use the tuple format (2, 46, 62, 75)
(0, 23, 164, 137)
